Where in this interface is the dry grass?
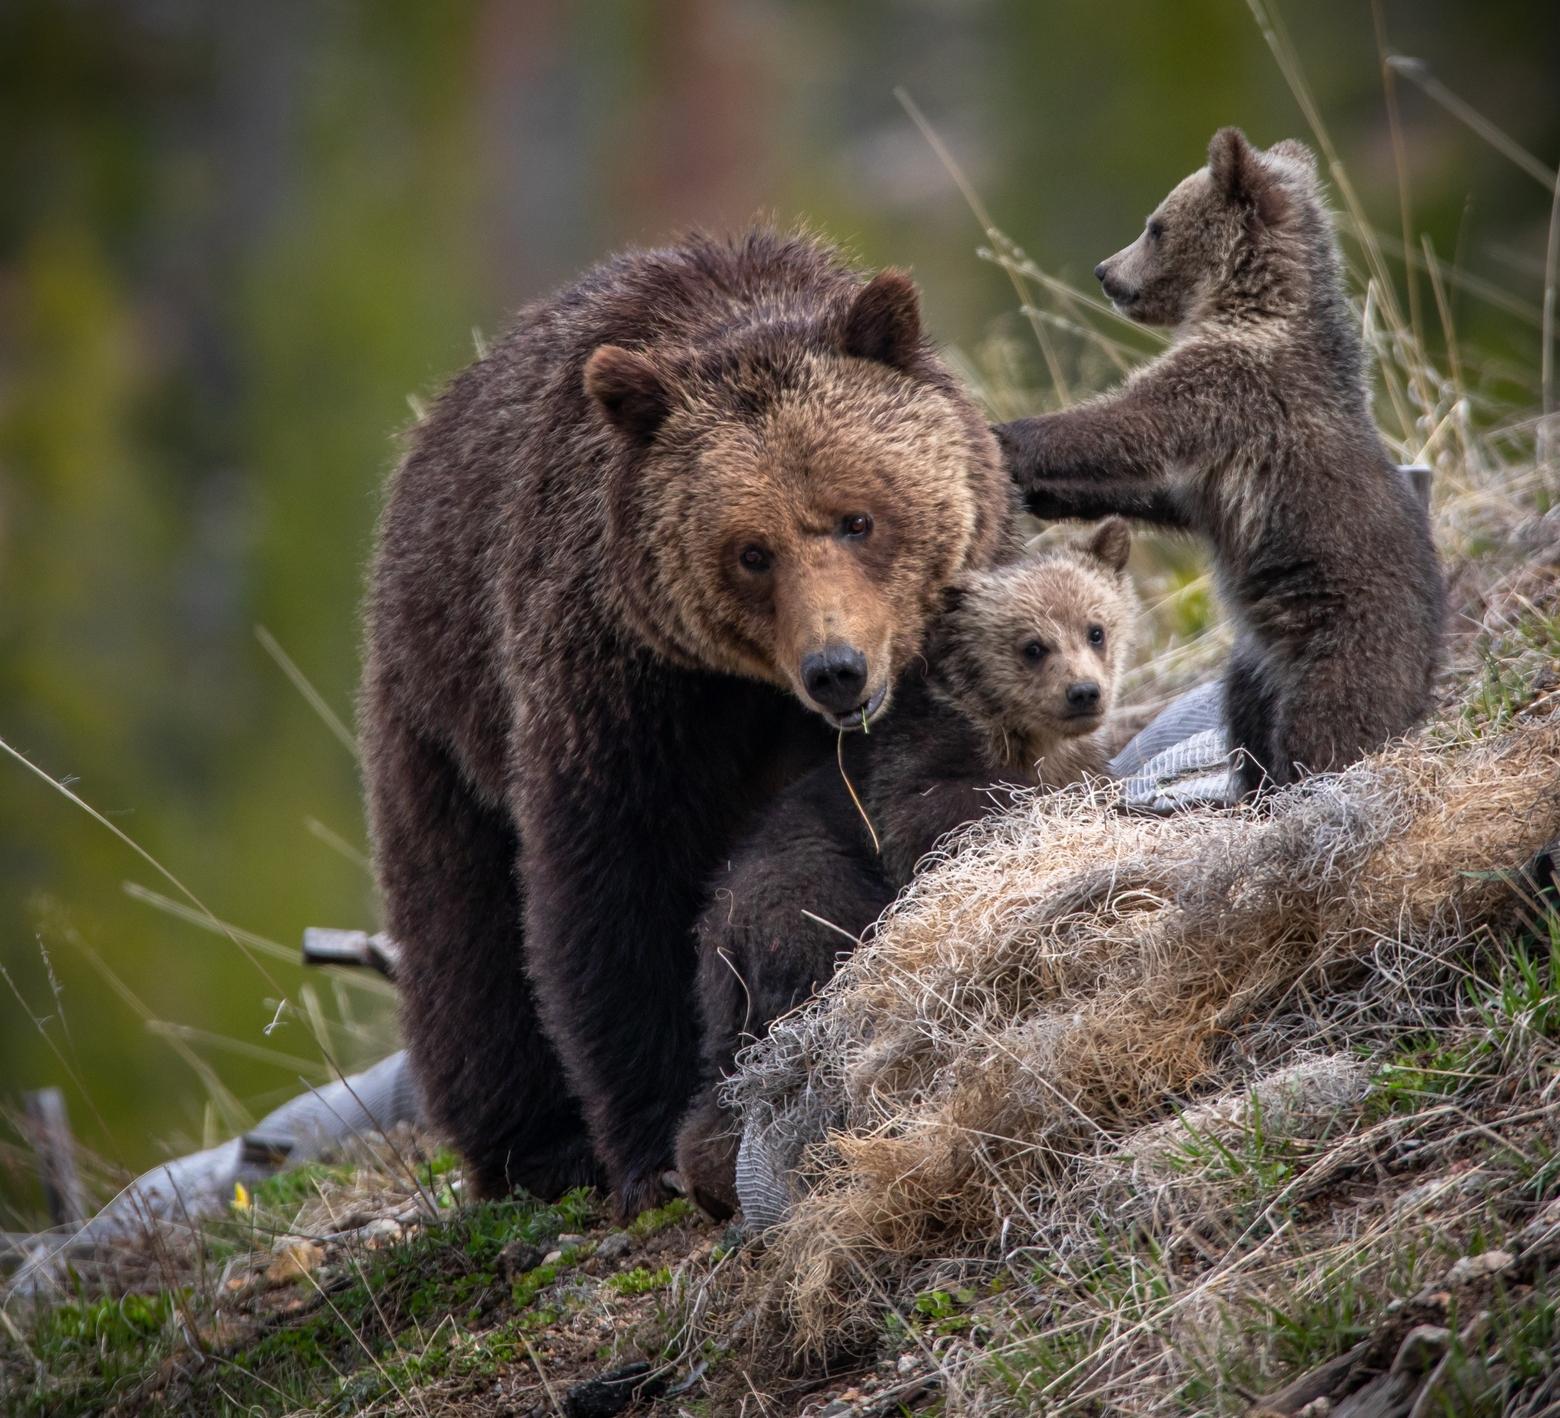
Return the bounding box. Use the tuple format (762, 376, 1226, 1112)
(710, 10, 1560, 1407)
(731, 659, 1558, 1348)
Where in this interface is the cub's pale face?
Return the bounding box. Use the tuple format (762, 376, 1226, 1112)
(966, 569, 1126, 748)
(937, 521, 1137, 766)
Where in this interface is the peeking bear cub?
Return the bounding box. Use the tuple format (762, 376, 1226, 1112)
(998, 129, 1444, 798)
(676, 520, 1138, 1218)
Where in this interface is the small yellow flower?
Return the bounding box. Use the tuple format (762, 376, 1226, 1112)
(232, 1181, 252, 1212)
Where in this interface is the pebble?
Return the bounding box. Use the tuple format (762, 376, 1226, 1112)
(1391, 1324, 1450, 1376)
(359, 1217, 403, 1247)
(1446, 1249, 1514, 1286)
(595, 1231, 633, 1261)
(499, 1239, 545, 1279)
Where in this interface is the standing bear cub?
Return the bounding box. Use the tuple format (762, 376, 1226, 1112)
(998, 129, 1444, 796)
(362, 230, 1017, 1219)
(677, 519, 1138, 1218)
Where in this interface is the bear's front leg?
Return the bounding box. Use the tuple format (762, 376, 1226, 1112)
(518, 753, 710, 1221)
(995, 413, 1187, 527)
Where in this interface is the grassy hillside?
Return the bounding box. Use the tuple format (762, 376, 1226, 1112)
(3, 16, 1558, 1416)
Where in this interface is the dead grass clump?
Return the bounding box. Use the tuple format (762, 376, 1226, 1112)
(733, 688, 1560, 1360)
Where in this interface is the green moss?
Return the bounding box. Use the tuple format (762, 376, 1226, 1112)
(626, 1195, 694, 1239)
(606, 1265, 671, 1297)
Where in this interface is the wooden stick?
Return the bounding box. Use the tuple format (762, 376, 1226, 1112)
(23, 1087, 88, 1228)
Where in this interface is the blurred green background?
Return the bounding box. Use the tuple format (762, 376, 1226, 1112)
(1, 0, 1555, 1220)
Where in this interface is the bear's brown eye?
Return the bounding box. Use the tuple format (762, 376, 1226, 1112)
(1146, 218, 1165, 241)
(1022, 640, 1048, 664)
(1088, 625, 1106, 646)
(738, 544, 771, 573)
(840, 512, 873, 539)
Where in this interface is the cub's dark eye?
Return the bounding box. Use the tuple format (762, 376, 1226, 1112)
(1088, 624, 1106, 646)
(1022, 640, 1048, 664)
(1146, 218, 1165, 241)
(840, 512, 873, 539)
(738, 545, 771, 573)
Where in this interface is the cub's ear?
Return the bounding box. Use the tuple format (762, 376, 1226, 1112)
(1208, 126, 1288, 226)
(842, 269, 923, 371)
(1267, 137, 1317, 172)
(584, 344, 671, 443)
(923, 580, 969, 662)
(1083, 516, 1132, 574)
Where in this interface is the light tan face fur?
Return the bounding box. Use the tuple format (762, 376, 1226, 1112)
(936, 520, 1137, 769)
(617, 358, 982, 727)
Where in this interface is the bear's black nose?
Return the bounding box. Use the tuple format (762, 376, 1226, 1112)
(801, 645, 869, 716)
(1093, 262, 1108, 284)
(1066, 680, 1101, 713)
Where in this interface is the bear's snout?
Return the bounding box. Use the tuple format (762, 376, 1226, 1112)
(801, 643, 870, 718)
(1096, 265, 1135, 305)
(1065, 680, 1102, 715)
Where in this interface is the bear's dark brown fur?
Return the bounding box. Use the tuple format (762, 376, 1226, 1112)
(676, 522, 1138, 1218)
(997, 129, 1445, 797)
(361, 229, 1017, 1218)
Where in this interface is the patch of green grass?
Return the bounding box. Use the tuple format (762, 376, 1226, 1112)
(1369, 1036, 1486, 1118)
(10, 1290, 187, 1415)
(9, 1190, 605, 1417)
(606, 1264, 671, 1297)
(985, 1235, 1178, 1405)
(246, 1160, 359, 1212)
(1457, 606, 1560, 738)
(626, 1196, 694, 1239)
(1470, 930, 1560, 1057)
(1160, 1096, 1302, 1194)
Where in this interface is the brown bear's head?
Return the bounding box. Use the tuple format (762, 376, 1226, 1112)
(1093, 128, 1326, 328)
(930, 518, 1138, 774)
(584, 271, 1004, 729)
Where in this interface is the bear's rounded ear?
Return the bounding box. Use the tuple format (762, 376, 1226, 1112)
(1083, 517, 1132, 574)
(924, 581, 967, 662)
(584, 344, 671, 443)
(1208, 126, 1288, 226)
(1208, 127, 1264, 202)
(1268, 137, 1317, 172)
(842, 269, 923, 372)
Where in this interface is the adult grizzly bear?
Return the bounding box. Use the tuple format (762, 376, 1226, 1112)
(676, 520, 1140, 1219)
(362, 230, 1017, 1219)
(998, 130, 1444, 797)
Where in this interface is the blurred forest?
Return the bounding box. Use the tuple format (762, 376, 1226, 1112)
(1, 0, 1556, 1222)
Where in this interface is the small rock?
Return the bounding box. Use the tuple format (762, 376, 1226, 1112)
(500, 1239, 545, 1279)
(1446, 1249, 1513, 1286)
(1295, 1399, 1331, 1417)
(595, 1231, 633, 1261)
(896, 1352, 916, 1376)
(542, 1249, 564, 1266)
(1393, 1169, 1493, 1216)
(264, 1241, 324, 1286)
(557, 1232, 587, 1249)
(360, 1217, 403, 1247)
(562, 1361, 666, 1417)
(1390, 1324, 1450, 1376)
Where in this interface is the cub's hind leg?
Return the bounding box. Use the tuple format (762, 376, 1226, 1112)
(1224, 637, 1288, 798)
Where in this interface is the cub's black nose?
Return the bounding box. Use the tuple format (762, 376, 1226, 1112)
(1066, 680, 1101, 712)
(801, 644, 869, 716)
(1093, 262, 1108, 284)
